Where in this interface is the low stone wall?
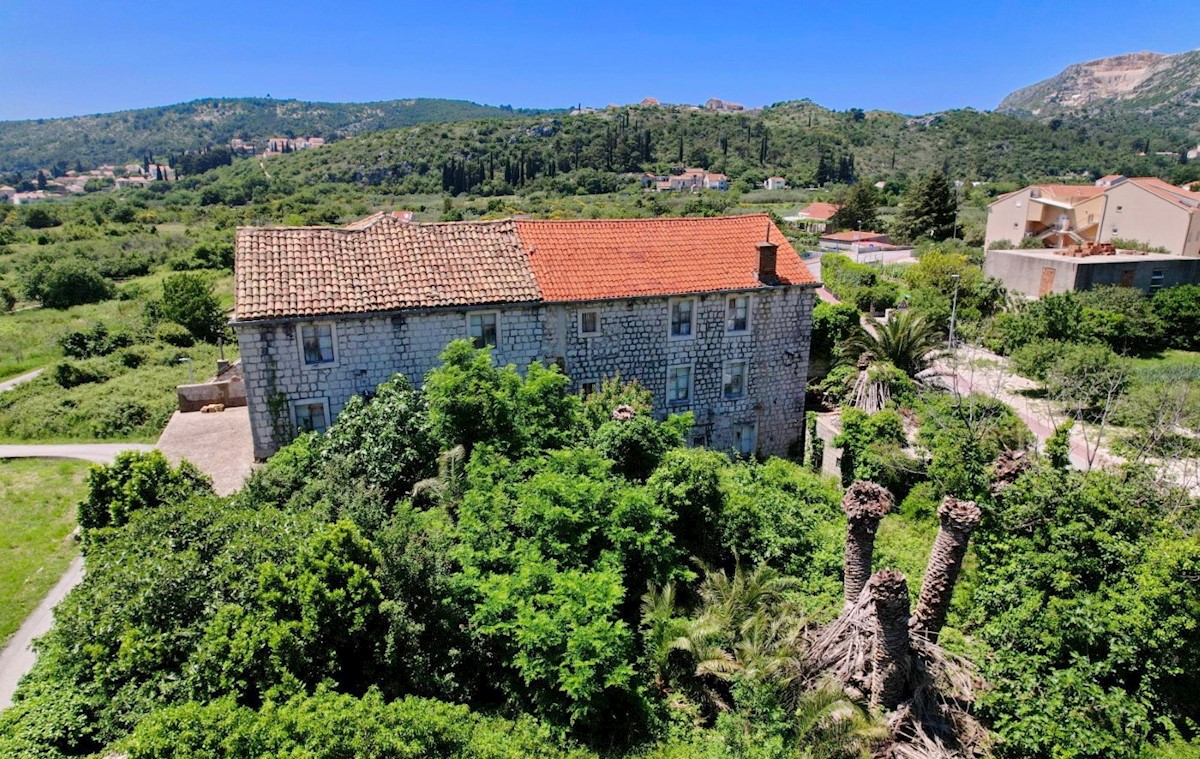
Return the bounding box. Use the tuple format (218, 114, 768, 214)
(176, 362, 247, 412)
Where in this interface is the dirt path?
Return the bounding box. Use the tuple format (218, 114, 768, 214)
(0, 368, 44, 394)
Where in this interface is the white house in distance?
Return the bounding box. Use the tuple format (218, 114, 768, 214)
(764, 176, 787, 191)
(232, 213, 819, 459)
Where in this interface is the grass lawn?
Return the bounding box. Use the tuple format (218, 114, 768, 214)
(0, 458, 91, 646)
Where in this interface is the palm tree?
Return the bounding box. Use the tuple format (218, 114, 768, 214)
(910, 497, 982, 643)
(794, 679, 889, 759)
(844, 310, 943, 377)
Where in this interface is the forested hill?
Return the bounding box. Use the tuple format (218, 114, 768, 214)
(0, 97, 552, 172)
(182, 100, 1193, 201)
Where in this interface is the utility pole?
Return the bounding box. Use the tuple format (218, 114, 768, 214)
(948, 274, 961, 351)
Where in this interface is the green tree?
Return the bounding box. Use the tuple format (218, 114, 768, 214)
(893, 170, 957, 243)
(844, 311, 943, 376)
(1152, 284, 1200, 350)
(79, 449, 212, 530)
(828, 183, 881, 232)
(160, 273, 226, 342)
(23, 257, 114, 309)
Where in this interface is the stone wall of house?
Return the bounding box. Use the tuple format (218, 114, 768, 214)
(237, 308, 546, 458)
(236, 286, 814, 460)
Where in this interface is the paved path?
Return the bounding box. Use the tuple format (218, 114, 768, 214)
(0, 368, 44, 394)
(0, 557, 83, 709)
(0, 442, 149, 710)
(929, 346, 1118, 471)
(157, 407, 255, 497)
(0, 443, 154, 465)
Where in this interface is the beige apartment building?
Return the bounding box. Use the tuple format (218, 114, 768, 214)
(985, 176, 1200, 296)
(985, 176, 1200, 256)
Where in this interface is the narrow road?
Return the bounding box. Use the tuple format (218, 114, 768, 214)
(0, 443, 154, 465)
(0, 558, 82, 709)
(0, 442, 151, 709)
(0, 368, 44, 394)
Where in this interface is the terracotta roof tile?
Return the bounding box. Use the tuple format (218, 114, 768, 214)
(235, 216, 540, 321)
(517, 214, 815, 302)
(235, 213, 816, 322)
(798, 202, 840, 220)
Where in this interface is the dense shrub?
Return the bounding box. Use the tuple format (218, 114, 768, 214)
(160, 273, 226, 342)
(23, 257, 115, 309)
(59, 322, 134, 359)
(52, 359, 110, 388)
(78, 450, 212, 530)
(1152, 284, 1200, 350)
(155, 322, 195, 347)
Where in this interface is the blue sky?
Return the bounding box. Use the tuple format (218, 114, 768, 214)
(0, 0, 1196, 121)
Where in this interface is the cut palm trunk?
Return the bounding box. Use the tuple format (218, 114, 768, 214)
(841, 481, 894, 606)
(911, 497, 982, 642)
(869, 569, 911, 711)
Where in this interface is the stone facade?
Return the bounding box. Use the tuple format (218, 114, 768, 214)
(237, 286, 814, 459)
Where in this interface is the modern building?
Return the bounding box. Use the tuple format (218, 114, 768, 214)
(984, 176, 1200, 256)
(233, 213, 818, 459)
(984, 176, 1200, 295)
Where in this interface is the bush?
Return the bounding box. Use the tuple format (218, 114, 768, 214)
(78, 449, 212, 530)
(0, 286, 14, 312)
(160, 273, 226, 342)
(91, 401, 154, 439)
(155, 322, 195, 347)
(593, 412, 687, 481)
(24, 257, 115, 309)
(52, 359, 110, 388)
(1152, 284, 1200, 350)
(59, 322, 134, 359)
(1008, 340, 1069, 381)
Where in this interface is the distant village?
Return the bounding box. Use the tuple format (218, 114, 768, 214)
(0, 135, 328, 204)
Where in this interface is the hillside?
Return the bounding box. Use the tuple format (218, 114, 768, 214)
(0, 97, 551, 172)
(180, 100, 1189, 203)
(998, 49, 1200, 139)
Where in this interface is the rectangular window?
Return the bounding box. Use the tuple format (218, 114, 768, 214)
(724, 360, 748, 399)
(468, 312, 498, 348)
(579, 380, 598, 397)
(733, 423, 756, 457)
(691, 433, 709, 448)
(726, 295, 750, 333)
(300, 323, 335, 366)
(1116, 205, 1123, 213)
(666, 365, 693, 405)
(579, 310, 599, 337)
(669, 298, 695, 339)
(1151, 269, 1165, 292)
(293, 398, 329, 434)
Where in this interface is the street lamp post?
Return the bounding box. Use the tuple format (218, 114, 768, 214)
(948, 274, 961, 351)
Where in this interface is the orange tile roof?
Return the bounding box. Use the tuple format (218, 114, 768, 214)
(1034, 184, 1106, 200)
(235, 214, 816, 322)
(820, 230, 890, 242)
(1127, 177, 1200, 211)
(798, 202, 840, 220)
(517, 215, 814, 302)
(235, 216, 539, 321)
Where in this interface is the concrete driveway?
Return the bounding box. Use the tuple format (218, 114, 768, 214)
(156, 407, 255, 497)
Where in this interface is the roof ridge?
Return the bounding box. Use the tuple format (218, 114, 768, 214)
(515, 212, 772, 224)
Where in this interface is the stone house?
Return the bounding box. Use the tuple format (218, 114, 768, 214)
(232, 213, 818, 459)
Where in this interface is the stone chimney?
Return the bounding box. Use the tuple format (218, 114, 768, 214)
(757, 240, 778, 284)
